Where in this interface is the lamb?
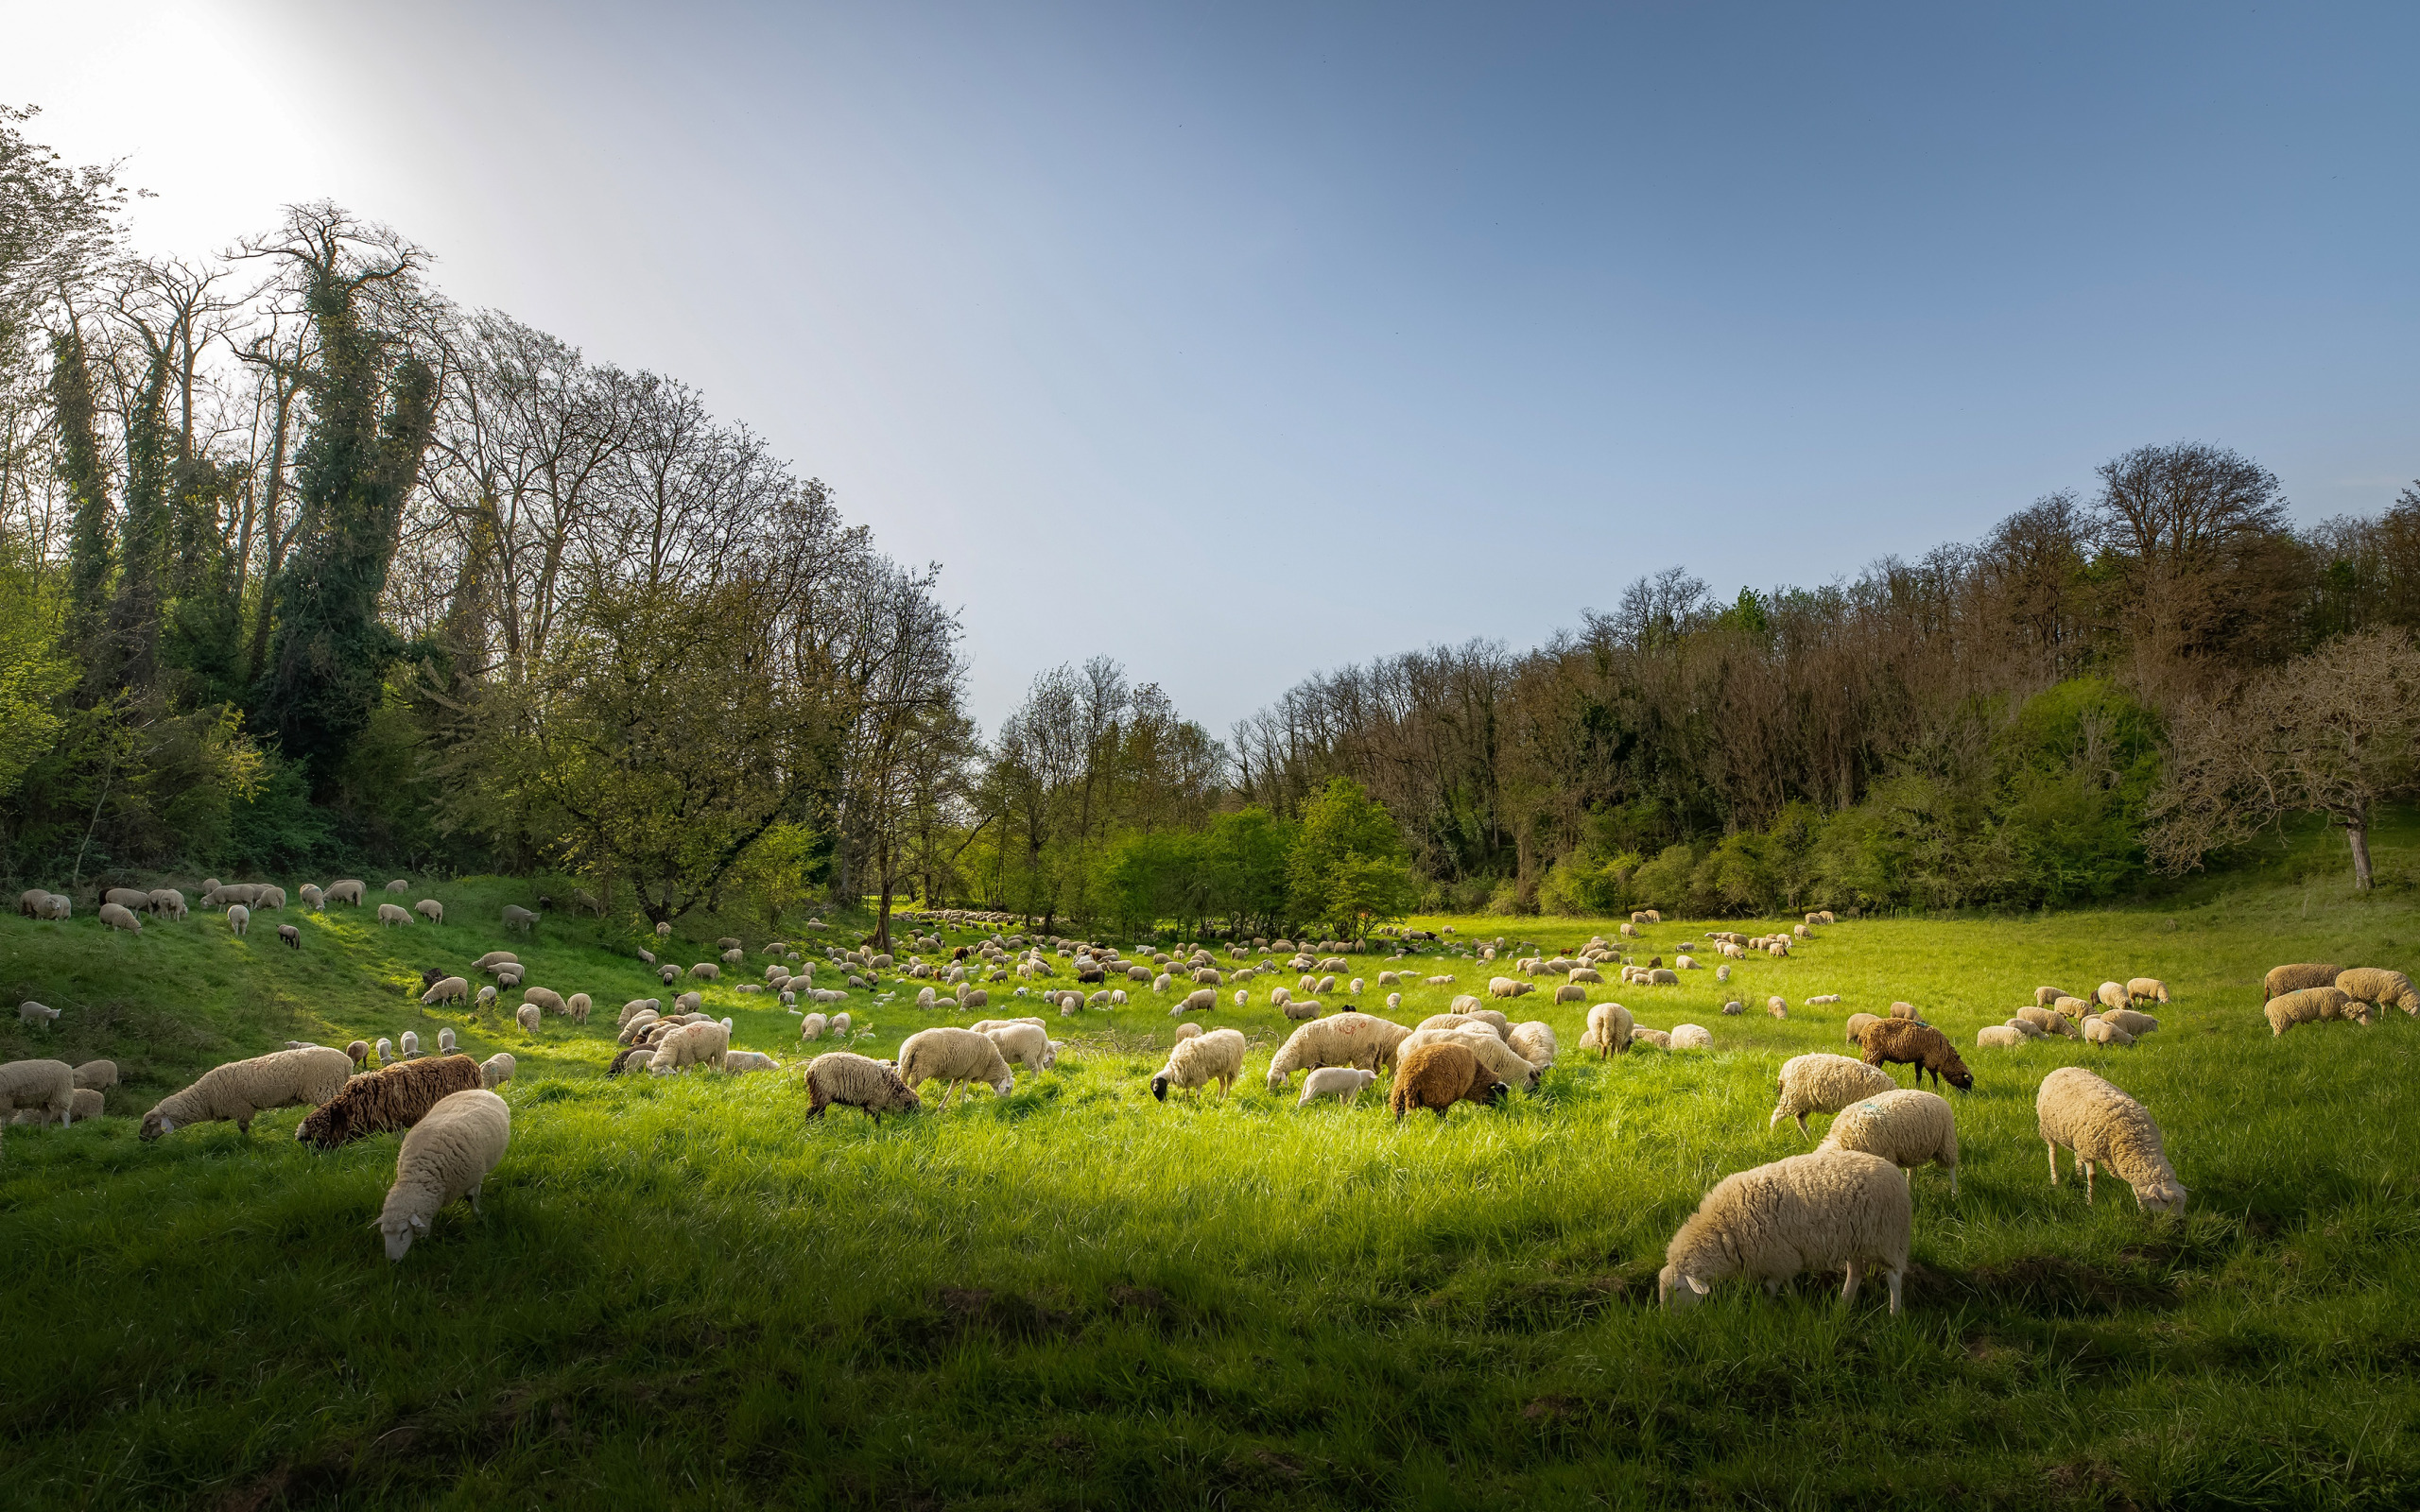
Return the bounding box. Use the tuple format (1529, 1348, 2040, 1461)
(1399, 1025, 1541, 1089)
(479, 1053, 514, 1089)
(1265, 1013, 1414, 1089)
(1769, 1054, 1898, 1139)
(2264, 963, 2341, 1001)
(2264, 986, 2364, 1035)
(1818, 1089, 1959, 1194)
(11, 1087, 103, 1126)
(983, 1022, 1059, 1078)
(1855, 1019, 1973, 1091)
(18, 1000, 59, 1026)
(1579, 1002, 1634, 1057)
(414, 899, 444, 925)
(73, 1059, 117, 1091)
(1388, 1041, 1508, 1124)
(99, 902, 144, 934)
(2081, 1017, 2134, 1046)
(296, 1055, 484, 1148)
(1150, 1027, 1248, 1101)
(649, 1021, 733, 1075)
(1171, 988, 1216, 1017)
(804, 1052, 922, 1124)
(2036, 1066, 2187, 1213)
(1506, 1021, 1559, 1068)
(1668, 1023, 1712, 1050)
(2336, 968, 2420, 1016)
(1658, 1149, 1912, 1314)
(1296, 1067, 1377, 1107)
(421, 975, 471, 1006)
(378, 1089, 510, 1261)
(899, 1027, 1016, 1104)
(140, 1046, 354, 1140)
(723, 1051, 782, 1074)
(516, 1004, 542, 1035)
(0, 1059, 77, 1134)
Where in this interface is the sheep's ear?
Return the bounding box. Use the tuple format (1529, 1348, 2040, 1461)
(1684, 1274, 1709, 1296)
(411, 1214, 431, 1232)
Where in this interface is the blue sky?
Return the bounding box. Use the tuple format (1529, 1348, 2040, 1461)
(8, 1, 2416, 730)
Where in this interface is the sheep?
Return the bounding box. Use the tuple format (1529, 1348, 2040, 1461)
(1658, 1149, 1912, 1314)
(479, 1053, 515, 1090)
(140, 1046, 354, 1140)
(1170, 988, 1216, 1017)
(983, 1022, 1059, 1078)
(1151, 1027, 1247, 1101)
(1296, 1067, 1377, 1107)
(502, 904, 539, 934)
(2090, 981, 2126, 1013)
(17, 1000, 60, 1027)
(2118, 976, 2168, 1005)
(72, 1059, 116, 1091)
(830, 1012, 851, 1037)
(2263, 963, 2341, 1001)
(1487, 976, 1534, 1000)
(375, 1038, 394, 1065)
(414, 899, 444, 925)
(385, 879, 410, 894)
(1506, 1021, 1559, 1067)
(2052, 995, 2091, 1020)
(2336, 968, 2420, 1016)
(98, 901, 144, 935)
(300, 884, 324, 910)
(1668, 1023, 1712, 1051)
(798, 1012, 829, 1042)
(378, 1089, 510, 1261)
(11, 1087, 104, 1126)
(898, 1027, 1016, 1105)
(2100, 1007, 2159, 1037)
(616, 997, 660, 1030)
(805, 1052, 922, 1124)
(0, 1059, 77, 1133)
(1769, 1054, 1899, 1139)
(1173, 1022, 1202, 1040)
(399, 1031, 423, 1058)
(516, 1004, 542, 1035)
(1856, 1020, 1973, 1091)
(1580, 1002, 1634, 1057)
(438, 1028, 458, 1055)
(1389, 1041, 1507, 1124)
(2081, 1017, 2135, 1046)
(1818, 1089, 1959, 1194)
(1399, 1025, 1541, 1089)
(723, 1051, 783, 1074)
(1767, 996, 1789, 1019)
(347, 1040, 371, 1068)
(2264, 986, 2365, 1035)
(421, 975, 471, 1007)
(2036, 1066, 2187, 1214)
(1977, 1025, 2025, 1048)
(475, 951, 520, 971)
(1419, 1010, 1508, 1040)
(296, 1055, 484, 1148)
(1648, 969, 1680, 986)
(31, 892, 69, 920)
(658, 964, 681, 986)
(146, 887, 187, 919)
(651, 1021, 733, 1075)
(2015, 1005, 2076, 1039)
(1265, 1013, 1414, 1089)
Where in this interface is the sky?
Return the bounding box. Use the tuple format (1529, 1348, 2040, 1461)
(6, 1, 2416, 731)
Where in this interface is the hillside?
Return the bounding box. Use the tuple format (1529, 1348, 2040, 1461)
(5, 833, 2420, 1508)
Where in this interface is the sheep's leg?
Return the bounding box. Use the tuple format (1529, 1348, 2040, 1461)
(2047, 1140, 2060, 1186)
(1841, 1261, 1862, 1303)
(1949, 1164, 1958, 1196)
(2083, 1160, 2095, 1205)
(469, 1183, 483, 1215)
(1885, 1267, 1903, 1315)
(1796, 1112, 1810, 1140)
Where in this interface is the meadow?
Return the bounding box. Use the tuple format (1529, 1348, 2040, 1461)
(5, 833, 2420, 1509)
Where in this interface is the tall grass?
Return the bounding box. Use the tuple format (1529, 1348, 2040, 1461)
(5, 844, 2420, 1507)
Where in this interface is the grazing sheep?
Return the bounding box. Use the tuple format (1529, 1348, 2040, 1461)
(374, 902, 411, 928)
(0, 1059, 78, 1134)
(2100, 1007, 2159, 1037)
(437, 1028, 457, 1055)
(1151, 1027, 1248, 1101)
(1767, 996, 1789, 1019)
(400, 1032, 422, 1058)
(2036, 1066, 2187, 1214)
(502, 904, 539, 934)
(515, 1004, 541, 1035)
(2264, 986, 2365, 1036)
(798, 1011, 829, 1042)
(1716, 964, 1731, 983)
(1887, 1002, 1922, 1021)
(805, 1052, 922, 1124)
(723, 1051, 782, 1074)
(1487, 976, 1534, 999)
(475, 951, 520, 971)
(480, 1053, 515, 1090)
(617, 997, 660, 1029)
(1171, 988, 1216, 1017)
(1658, 1149, 1913, 1315)
(1580, 1002, 1634, 1057)
(147, 888, 187, 919)
(140, 1046, 354, 1140)
(378, 1089, 510, 1261)
(2015, 1005, 2076, 1039)
(983, 1022, 1059, 1078)
(2124, 977, 2169, 1005)
(1977, 1025, 2026, 1049)
(2081, 1017, 2135, 1046)
(346, 1040, 370, 1068)
(1818, 1090, 1959, 1194)
(1856, 1020, 1973, 1091)
(72, 1059, 116, 1091)
(376, 1038, 394, 1065)
(2052, 996, 2091, 1020)
(1506, 1021, 1559, 1068)
(1417, 1011, 1505, 1040)
(2092, 981, 2128, 1013)
(2033, 986, 2070, 1007)
(2336, 968, 2420, 1016)
(385, 880, 410, 894)
(1173, 1022, 1202, 1040)
(10, 1087, 103, 1126)
(1769, 1054, 1898, 1139)
(99, 902, 144, 934)
(651, 1021, 733, 1075)
(1297, 1066, 1377, 1107)
(296, 1055, 484, 1148)
(688, 962, 721, 982)
(1399, 1025, 1541, 1089)
(899, 1027, 1016, 1105)
(300, 884, 324, 910)
(1265, 1012, 1414, 1089)
(565, 992, 593, 1023)
(1668, 1023, 1712, 1050)
(1388, 1041, 1507, 1124)
(414, 899, 444, 925)
(2263, 963, 2341, 1001)
(421, 975, 471, 1007)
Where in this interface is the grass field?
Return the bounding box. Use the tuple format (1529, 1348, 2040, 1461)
(6, 830, 2420, 1509)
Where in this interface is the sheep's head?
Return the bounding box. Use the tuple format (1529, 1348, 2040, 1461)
(990, 1072, 1016, 1096)
(382, 1211, 429, 1261)
(2135, 1177, 2189, 1216)
(1150, 1074, 1172, 1102)
(139, 1111, 172, 1142)
(1657, 1263, 1710, 1312)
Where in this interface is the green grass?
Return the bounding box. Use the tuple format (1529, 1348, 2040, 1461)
(6, 841, 2420, 1510)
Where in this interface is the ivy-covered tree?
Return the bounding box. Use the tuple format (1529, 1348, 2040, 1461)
(47, 324, 112, 685)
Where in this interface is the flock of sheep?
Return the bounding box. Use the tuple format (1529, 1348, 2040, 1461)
(7, 884, 2411, 1311)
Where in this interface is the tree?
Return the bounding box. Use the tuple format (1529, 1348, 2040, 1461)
(1288, 777, 1416, 937)
(46, 323, 112, 679)
(2094, 442, 2302, 693)
(2145, 629, 2420, 889)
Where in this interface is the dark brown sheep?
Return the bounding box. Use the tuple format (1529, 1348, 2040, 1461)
(294, 1055, 481, 1148)
(1858, 1020, 1973, 1091)
(609, 1044, 654, 1075)
(2264, 963, 2342, 1001)
(1389, 1041, 1508, 1125)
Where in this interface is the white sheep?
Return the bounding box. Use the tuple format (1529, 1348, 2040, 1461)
(983, 1022, 1059, 1078)
(422, 975, 471, 1007)
(650, 1021, 732, 1074)
(515, 1004, 541, 1035)
(400, 1031, 421, 1057)
(1152, 1027, 1247, 1101)
(379, 1089, 510, 1261)
(723, 1051, 783, 1074)
(798, 1012, 829, 1042)
(2081, 1017, 2135, 1046)
(1295, 1067, 1376, 1107)
(1668, 1023, 1712, 1050)
(18, 1000, 60, 1026)
(0, 1058, 77, 1133)
(139, 1046, 353, 1140)
(73, 1058, 116, 1091)
(2126, 977, 2170, 1005)
(222, 902, 248, 936)
(898, 1027, 1015, 1105)
(376, 902, 412, 928)
(1579, 1002, 1634, 1057)
(1976, 1025, 2025, 1049)
(375, 1038, 394, 1065)
(2036, 1066, 2186, 1213)
(1768, 1054, 1898, 1139)
(1817, 1089, 1959, 1194)
(479, 1053, 515, 1090)
(414, 899, 444, 925)
(1658, 1148, 1913, 1314)
(2094, 981, 2129, 1012)
(1266, 1013, 1414, 1089)
(1398, 1025, 1540, 1089)
(1506, 1021, 1558, 1067)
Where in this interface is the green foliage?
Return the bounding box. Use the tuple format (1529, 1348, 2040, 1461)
(46, 326, 112, 672)
(0, 539, 72, 804)
(1287, 777, 1416, 936)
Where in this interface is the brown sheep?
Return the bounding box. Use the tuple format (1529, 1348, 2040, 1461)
(1388, 1041, 1508, 1125)
(1857, 1019, 1973, 1091)
(294, 1055, 482, 1148)
(2264, 963, 2342, 1001)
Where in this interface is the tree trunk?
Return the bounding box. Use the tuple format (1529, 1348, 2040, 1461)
(2347, 821, 2375, 890)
